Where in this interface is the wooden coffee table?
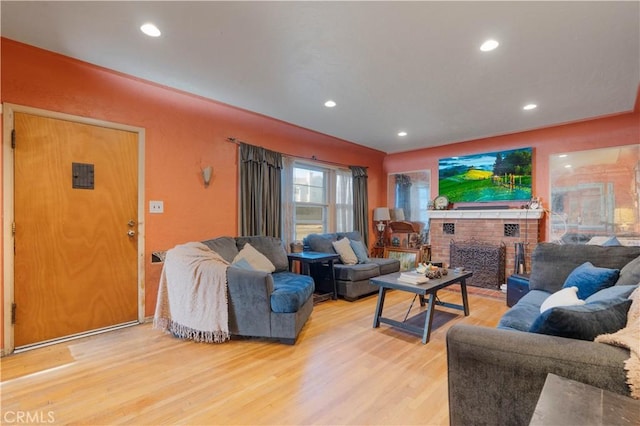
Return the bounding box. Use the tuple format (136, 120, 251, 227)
(370, 270, 473, 344)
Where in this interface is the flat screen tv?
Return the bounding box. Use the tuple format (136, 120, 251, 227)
(438, 148, 532, 203)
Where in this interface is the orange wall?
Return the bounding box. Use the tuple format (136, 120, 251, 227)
(1, 37, 639, 350)
(384, 96, 640, 241)
(0, 38, 387, 332)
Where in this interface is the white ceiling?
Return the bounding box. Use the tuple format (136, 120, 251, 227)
(1, 1, 639, 154)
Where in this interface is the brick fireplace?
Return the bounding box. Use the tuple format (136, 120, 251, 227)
(429, 209, 544, 287)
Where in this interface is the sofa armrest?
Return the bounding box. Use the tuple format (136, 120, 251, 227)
(446, 324, 630, 426)
(226, 267, 274, 336)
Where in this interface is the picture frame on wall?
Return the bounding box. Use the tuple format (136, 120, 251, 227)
(384, 247, 423, 272)
(438, 148, 532, 203)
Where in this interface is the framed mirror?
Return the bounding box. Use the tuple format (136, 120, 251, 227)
(387, 170, 431, 244)
(549, 145, 639, 245)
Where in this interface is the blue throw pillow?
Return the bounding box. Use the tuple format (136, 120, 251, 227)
(601, 236, 621, 246)
(350, 239, 370, 263)
(529, 299, 632, 341)
(562, 262, 620, 299)
(585, 284, 638, 304)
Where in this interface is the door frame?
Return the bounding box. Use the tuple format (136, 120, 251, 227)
(2, 103, 146, 355)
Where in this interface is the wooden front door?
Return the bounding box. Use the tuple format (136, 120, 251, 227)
(13, 112, 139, 347)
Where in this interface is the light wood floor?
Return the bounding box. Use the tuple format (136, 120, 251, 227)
(1, 288, 508, 425)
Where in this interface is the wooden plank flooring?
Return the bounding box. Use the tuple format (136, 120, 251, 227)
(1, 288, 508, 425)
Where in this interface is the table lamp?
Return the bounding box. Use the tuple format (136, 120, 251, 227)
(373, 207, 391, 246)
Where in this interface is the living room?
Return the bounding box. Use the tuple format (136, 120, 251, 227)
(1, 2, 639, 425)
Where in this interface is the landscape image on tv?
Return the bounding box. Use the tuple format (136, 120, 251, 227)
(438, 148, 532, 203)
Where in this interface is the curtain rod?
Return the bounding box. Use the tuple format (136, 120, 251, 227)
(226, 137, 367, 169)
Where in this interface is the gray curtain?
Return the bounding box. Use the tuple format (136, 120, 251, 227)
(350, 166, 369, 248)
(239, 143, 283, 237)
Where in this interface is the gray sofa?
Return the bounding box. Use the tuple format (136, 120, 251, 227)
(303, 231, 400, 301)
(447, 243, 640, 426)
(202, 235, 314, 344)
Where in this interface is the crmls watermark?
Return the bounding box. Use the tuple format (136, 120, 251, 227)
(3, 410, 56, 424)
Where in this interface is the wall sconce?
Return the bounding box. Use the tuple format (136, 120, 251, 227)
(201, 165, 213, 188)
(373, 207, 391, 247)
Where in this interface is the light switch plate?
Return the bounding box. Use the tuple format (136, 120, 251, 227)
(149, 200, 164, 214)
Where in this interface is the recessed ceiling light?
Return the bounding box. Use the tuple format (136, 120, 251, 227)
(324, 100, 336, 108)
(397, 131, 407, 137)
(480, 39, 499, 52)
(523, 103, 537, 110)
(140, 23, 161, 37)
(564, 164, 572, 168)
(559, 154, 568, 158)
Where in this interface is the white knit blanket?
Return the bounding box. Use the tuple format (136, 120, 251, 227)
(153, 242, 230, 343)
(595, 286, 640, 399)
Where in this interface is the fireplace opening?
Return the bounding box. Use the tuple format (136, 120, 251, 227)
(450, 240, 506, 289)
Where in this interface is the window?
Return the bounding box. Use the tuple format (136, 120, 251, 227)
(291, 163, 353, 241)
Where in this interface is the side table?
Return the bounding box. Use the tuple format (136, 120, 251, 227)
(530, 373, 640, 425)
(287, 251, 340, 300)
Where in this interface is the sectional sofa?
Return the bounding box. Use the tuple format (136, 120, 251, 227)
(303, 231, 400, 300)
(202, 235, 314, 344)
(446, 243, 640, 425)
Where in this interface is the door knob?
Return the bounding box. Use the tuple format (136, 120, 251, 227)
(127, 230, 136, 237)
(128, 220, 136, 227)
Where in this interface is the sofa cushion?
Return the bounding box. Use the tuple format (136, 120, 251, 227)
(233, 243, 276, 273)
(497, 290, 550, 331)
(369, 257, 401, 275)
(202, 236, 239, 263)
(529, 243, 640, 294)
(586, 235, 622, 246)
(540, 286, 584, 313)
(529, 299, 632, 341)
(332, 238, 358, 265)
(350, 239, 370, 263)
(333, 263, 380, 282)
(235, 236, 289, 272)
(562, 262, 619, 299)
(270, 272, 315, 313)
(585, 284, 638, 304)
(304, 233, 338, 254)
(338, 231, 363, 242)
(615, 255, 640, 287)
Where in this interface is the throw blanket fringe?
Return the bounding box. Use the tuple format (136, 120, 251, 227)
(595, 286, 640, 399)
(154, 318, 229, 343)
(153, 242, 231, 343)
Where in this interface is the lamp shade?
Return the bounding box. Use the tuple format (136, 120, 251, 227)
(373, 207, 391, 221)
(390, 208, 405, 221)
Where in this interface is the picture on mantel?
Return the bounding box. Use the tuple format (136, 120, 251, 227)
(439, 148, 532, 203)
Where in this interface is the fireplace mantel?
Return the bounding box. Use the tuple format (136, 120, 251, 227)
(428, 209, 545, 220)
